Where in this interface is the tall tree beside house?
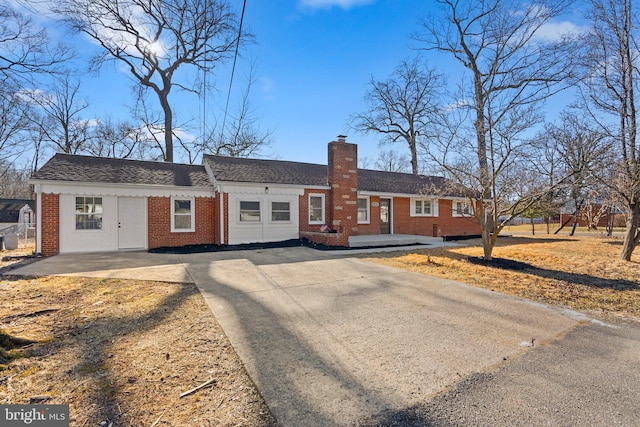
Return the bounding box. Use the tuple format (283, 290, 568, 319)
(415, 0, 576, 261)
(350, 56, 446, 175)
(579, 0, 640, 261)
(55, 0, 245, 162)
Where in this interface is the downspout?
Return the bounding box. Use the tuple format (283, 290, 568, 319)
(218, 185, 225, 245)
(35, 183, 42, 254)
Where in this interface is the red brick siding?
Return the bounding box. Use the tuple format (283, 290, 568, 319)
(299, 189, 331, 233)
(393, 198, 481, 237)
(353, 195, 381, 236)
(147, 196, 216, 248)
(300, 189, 351, 246)
(40, 193, 60, 256)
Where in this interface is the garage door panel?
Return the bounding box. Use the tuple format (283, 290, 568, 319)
(228, 194, 299, 245)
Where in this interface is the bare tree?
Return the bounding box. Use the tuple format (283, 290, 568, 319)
(374, 150, 411, 173)
(26, 74, 92, 154)
(87, 117, 156, 159)
(579, 0, 640, 260)
(0, 3, 69, 85)
(538, 112, 611, 235)
(350, 56, 446, 174)
(0, 162, 31, 198)
(0, 83, 30, 166)
(416, 0, 576, 260)
(196, 67, 273, 160)
(56, 0, 244, 162)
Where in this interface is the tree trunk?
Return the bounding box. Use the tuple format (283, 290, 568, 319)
(570, 216, 578, 236)
(160, 91, 174, 162)
(606, 207, 614, 237)
(409, 134, 419, 174)
(621, 203, 640, 261)
(530, 217, 535, 235)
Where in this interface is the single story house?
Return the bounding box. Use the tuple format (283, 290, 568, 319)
(30, 136, 480, 255)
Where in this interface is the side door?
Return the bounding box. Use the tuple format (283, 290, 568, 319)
(117, 197, 147, 249)
(380, 198, 391, 234)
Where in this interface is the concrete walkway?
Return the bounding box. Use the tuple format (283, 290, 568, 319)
(10, 247, 583, 426)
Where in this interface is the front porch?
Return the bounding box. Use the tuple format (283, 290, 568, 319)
(348, 234, 443, 248)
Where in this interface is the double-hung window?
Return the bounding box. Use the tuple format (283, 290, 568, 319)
(357, 197, 370, 223)
(411, 198, 437, 217)
(271, 201, 291, 222)
(309, 194, 325, 224)
(76, 197, 103, 230)
(240, 201, 261, 222)
(172, 197, 195, 232)
(453, 200, 473, 217)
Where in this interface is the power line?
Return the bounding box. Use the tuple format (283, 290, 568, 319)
(221, 0, 247, 141)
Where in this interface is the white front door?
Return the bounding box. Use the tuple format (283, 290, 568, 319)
(118, 197, 147, 249)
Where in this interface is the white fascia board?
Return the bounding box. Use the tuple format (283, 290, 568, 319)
(358, 190, 476, 201)
(358, 191, 441, 199)
(28, 179, 215, 198)
(217, 181, 323, 196)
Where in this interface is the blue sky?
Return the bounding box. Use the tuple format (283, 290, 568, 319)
(16, 0, 584, 167)
(80, 0, 438, 165)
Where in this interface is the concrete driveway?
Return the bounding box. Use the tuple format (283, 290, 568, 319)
(11, 247, 586, 426)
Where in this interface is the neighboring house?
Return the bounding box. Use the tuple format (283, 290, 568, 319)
(30, 136, 480, 255)
(0, 198, 35, 230)
(0, 199, 35, 222)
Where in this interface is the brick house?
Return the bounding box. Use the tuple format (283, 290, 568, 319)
(30, 136, 480, 255)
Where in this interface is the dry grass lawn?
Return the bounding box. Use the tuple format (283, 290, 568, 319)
(0, 244, 276, 426)
(362, 234, 640, 321)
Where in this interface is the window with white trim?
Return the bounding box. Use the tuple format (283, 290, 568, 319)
(411, 198, 438, 217)
(240, 201, 261, 222)
(357, 197, 370, 223)
(172, 197, 195, 232)
(453, 200, 473, 217)
(75, 197, 103, 230)
(271, 201, 291, 222)
(309, 194, 325, 224)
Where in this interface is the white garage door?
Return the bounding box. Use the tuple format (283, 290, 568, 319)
(228, 194, 299, 245)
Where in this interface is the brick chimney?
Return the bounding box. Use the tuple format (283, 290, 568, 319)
(327, 135, 358, 237)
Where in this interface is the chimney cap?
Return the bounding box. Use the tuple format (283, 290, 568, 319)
(337, 135, 347, 142)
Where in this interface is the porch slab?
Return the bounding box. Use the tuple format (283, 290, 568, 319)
(348, 234, 442, 248)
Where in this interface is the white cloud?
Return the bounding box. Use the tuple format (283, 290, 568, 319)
(535, 20, 585, 41)
(299, 0, 376, 10)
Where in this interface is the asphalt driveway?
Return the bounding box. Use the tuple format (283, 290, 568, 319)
(11, 247, 597, 426)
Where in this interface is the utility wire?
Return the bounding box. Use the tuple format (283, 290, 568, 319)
(221, 0, 247, 141)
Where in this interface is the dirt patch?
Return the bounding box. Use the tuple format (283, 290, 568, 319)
(0, 274, 277, 426)
(362, 234, 640, 321)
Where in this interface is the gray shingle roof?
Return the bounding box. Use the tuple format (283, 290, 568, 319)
(31, 153, 212, 187)
(358, 169, 466, 196)
(32, 153, 468, 197)
(203, 155, 328, 186)
(204, 155, 466, 197)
